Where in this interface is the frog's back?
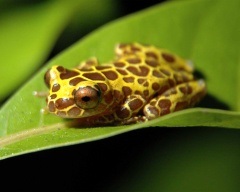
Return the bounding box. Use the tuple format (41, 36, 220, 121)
(115, 43, 193, 72)
(101, 43, 195, 100)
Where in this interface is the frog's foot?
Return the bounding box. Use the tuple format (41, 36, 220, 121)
(40, 106, 49, 114)
(120, 115, 148, 125)
(143, 80, 206, 120)
(114, 94, 147, 123)
(76, 57, 99, 70)
(33, 91, 48, 97)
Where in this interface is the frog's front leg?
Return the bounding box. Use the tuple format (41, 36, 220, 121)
(76, 57, 99, 70)
(143, 80, 206, 120)
(114, 94, 147, 124)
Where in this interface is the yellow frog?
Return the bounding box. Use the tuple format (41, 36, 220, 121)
(44, 43, 206, 125)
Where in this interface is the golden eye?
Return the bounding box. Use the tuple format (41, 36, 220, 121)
(74, 86, 101, 109)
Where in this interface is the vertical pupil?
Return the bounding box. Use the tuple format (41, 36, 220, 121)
(82, 96, 90, 102)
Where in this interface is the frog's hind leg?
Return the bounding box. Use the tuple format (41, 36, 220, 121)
(76, 57, 99, 70)
(143, 80, 206, 120)
(114, 94, 147, 124)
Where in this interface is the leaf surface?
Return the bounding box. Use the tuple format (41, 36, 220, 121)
(0, 0, 239, 160)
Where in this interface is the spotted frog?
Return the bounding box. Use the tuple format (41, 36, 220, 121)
(44, 43, 206, 125)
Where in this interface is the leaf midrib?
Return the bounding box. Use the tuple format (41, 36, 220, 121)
(0, 123, 66, 148)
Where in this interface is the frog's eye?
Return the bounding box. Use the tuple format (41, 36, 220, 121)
(74, 86, 101, 109)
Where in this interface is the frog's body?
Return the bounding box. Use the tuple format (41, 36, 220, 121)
(44, 43, 206, 125)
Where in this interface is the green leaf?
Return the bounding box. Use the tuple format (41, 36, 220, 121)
(0, 0, 118, 101)
(0, 1, 74, 101)
(0, 0, 240, 160)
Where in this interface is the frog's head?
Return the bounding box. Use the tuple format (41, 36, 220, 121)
(44, 65, 115, 118)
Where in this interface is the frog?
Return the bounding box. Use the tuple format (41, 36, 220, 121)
(44, 43, 206, 126)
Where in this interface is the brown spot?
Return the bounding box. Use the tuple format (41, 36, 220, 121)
(187, 85, 193, 94)
(135, 90, 142, 95)
(145, 59, 159, 67)
(95, 103, 106, 111)
(55, 98, 75, 109)
(83, 72, 105, 81)
(113, 90, 121, 98)
(139, 66, 150, 76)
(97, 83, 108, 92)
(158, 99, 171, 115)
(68, 107, 81, 117)
(138, 79, 145, 84)
(96, 116, 107, 124)
(113, 90, 123, 102)
(104, 92, 113, 104)
(158, 85, 169, 94)
(143, 81, 149, 87)
(44, 69, 51, 87)
(56, 66, 65, 72)
(126, 58, 142, 64)
(118, 43, 127, 49)
(162, 53, 175, 62)
(123, 77, 135, 83)
(160, 69, 171, 76)
(114, 62, 125, 68)
(52, 84, 60, 92)
(122, 86, 132, 96)
(95, 66, 111, 70)
(69, 77, 86, 86)
(116, 107, 130, 119)
(143, 90, 149, 97)
(116, 69, 128, 75)
(179, 85, 193, 95)
(168, 79, 175, 87)
(174, 101, 188, 111)
(127, 66, 149, 76)
(146, 51, 158, 60)
(152, 82, 160, 91)
(102, 71, 118, 80)
(48, 101, 55, 112)
(129, 99, 144, 111)
(130, 45, 141, 52)
(105, 114, 115, 122)
(50, 94, 57, 99)
(152, 70, 165, 78)
(57, 111, 67, 117)
(60, 69, 79, 79)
